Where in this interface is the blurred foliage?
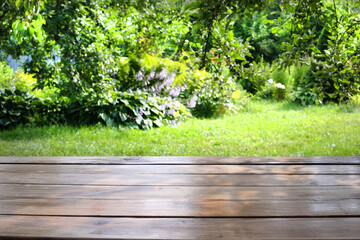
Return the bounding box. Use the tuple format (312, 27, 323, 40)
(0, 89, 37, 129)
(1, 0, 360, 129)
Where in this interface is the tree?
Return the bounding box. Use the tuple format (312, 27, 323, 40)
(1, 0, 359, 102)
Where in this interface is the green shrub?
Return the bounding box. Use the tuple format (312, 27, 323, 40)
(0, 62, 38, 93)
(292, 87, 317, 106)
(0, 89, 37, 129)
(292, 63, 312, 89)
(65, 91, 189, 129)
(0, 62, 13, 89)
(271, 68, 292, 100)
(188, 68, 238, 118)
(349, 94, 360, 107)
(231, 88, 250, 110)
(239, 59, 272, 94)
(33, 97, 68, 126)
(12, 71, 37, 92)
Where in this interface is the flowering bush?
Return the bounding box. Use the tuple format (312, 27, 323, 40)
(111, 55, 190, 126)
(184, 68, 239, 118)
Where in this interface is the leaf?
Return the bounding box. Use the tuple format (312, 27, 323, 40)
(143, 119, 153, 128)
(153, 119, 163, 127)
(15, 0, 22, 8)
(99, 113, 115, 126)
(119, 112, 127, 122)
(271, 27, 279, 33)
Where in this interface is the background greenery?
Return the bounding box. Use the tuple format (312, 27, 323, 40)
(0, 0, 359, 156)
(1, 101, 359, 156)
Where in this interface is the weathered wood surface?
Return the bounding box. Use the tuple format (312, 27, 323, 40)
(1, 156, 359, 165)
(1, 216, 360, 240)
(0, 164, 359, 174)
(0, 156, 359, 239)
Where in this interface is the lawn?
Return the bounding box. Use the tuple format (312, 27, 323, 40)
(1, 100, 359, 156)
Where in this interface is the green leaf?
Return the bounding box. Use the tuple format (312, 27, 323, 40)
(99, 113, 115, 126)
(153, 119, 163, 127)
(119, 112, 127, 122)
(15, 0, 22, 8)
(271, 27, 279, 33)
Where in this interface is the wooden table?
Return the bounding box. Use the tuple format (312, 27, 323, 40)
(0, 156, 359, 239)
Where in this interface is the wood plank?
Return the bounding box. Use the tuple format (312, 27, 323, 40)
(0, 184, 359, 201)
(0, 156, 359, 165)
(0, 198, 358, 217)
(0, 164, 359, 175)
(1, 216, 360, 240)
(1, 173, 358, 186)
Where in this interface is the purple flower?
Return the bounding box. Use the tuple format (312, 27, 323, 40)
(136, 71, 144, 81)
(169, 87, 181, 97)
(165, 73, 176, 85)
(159, 104, 166, 111)
(187, 94, 198, 108)
(147, 71, 155, 80)
(167, 109, 175, 115)
(157, 69, 168, 80)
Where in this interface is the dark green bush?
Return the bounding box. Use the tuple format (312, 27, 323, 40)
(292, 87, 317, 106)
(292, 63, 312, 89)
(0, 89, 36, 129)
(65, 91, 188, 129)
(239, 59, 272, 94)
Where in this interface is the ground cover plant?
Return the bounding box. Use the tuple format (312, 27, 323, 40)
(1, 100, 359, 156)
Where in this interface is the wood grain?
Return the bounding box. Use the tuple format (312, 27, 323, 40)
(0, 198, 358, 217)
(0, 156, 358, 239)
(0, 173, 359, 186)
(0, 164, 359, 175)
(0, 184, 359, 201)
(1, 156, 359, 165)
(1, 216, 360, 239)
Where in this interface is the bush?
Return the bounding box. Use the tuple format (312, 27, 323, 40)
(65, 91, 188, 129)
(0, 61, 13, 89)
(0, 62, 37, 93)
(349, 94, 360, 107)
(292, 62, 312, 89)
(292, 87, 317, 106)
(188, 68, 238, 118)
(0, 89, 37, 129)
(239, 59, 272, 94)
(270, 68, 292, 100)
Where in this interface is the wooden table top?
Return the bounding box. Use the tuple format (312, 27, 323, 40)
(0, 156, 359, 239)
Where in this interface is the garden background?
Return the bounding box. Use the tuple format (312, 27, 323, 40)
(1, 0, 359, 156)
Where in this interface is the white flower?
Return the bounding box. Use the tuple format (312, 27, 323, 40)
(275, 83, 286, 89)
(268, 79, 274, 84)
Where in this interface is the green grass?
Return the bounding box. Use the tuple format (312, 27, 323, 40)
(1, 100, 360, 156)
